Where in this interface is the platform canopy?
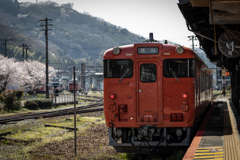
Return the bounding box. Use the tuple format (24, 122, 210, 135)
(178, 0, 240, 71)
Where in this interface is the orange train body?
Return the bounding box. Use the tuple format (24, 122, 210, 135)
(103, 41, 212, 153)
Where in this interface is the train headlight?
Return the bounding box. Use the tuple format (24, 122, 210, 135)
(113, 47, 121, 55)
(176, 46, 184, 54)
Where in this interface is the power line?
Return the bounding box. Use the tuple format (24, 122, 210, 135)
(169, 36, 189, 41)
(48, 38, 103, 56)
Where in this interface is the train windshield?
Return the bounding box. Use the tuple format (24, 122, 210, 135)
(52, 83, 60, 87)
(163, 59, 195, 78)
(104, 59, 133, 78)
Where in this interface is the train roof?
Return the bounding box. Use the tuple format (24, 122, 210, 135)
(103, 42, 209, 69)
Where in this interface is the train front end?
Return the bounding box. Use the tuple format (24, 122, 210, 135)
(103, 40, 197, 153)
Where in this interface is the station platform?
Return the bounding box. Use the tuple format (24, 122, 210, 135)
(183, 96, 240, 160)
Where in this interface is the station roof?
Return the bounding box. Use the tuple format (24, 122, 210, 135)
(178, 0, 240, 71)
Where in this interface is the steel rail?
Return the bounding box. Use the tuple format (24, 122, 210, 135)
(0, 102, 103, 124)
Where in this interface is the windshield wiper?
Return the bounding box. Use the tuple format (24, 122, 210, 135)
(169, 68, 179, 81)
(119, 68, 130, 82)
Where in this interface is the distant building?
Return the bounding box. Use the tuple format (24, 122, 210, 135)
(210, 67, 230, 90)
(85, 73, 103, 91)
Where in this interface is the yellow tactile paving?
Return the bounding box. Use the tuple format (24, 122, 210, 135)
(199, 159, 223, 160)
(223, 100, 240, 160)
(194, 146, 224, 159)
(187, 99, 240, 160)
(194, 156, 224, 159)
(197, 147, 224, 149)
(195, 152, 223, 155)
(195, 149, 223, 152)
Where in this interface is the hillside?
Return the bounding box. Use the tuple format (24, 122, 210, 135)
(0, 0, 215, 70)
(195, 48, 216, 69)
(0, 0, 145, 67)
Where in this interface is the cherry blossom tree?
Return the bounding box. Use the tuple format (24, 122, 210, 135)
(20, 60, 55, 92)
(0, 55, 55, 93)
(0, 55, 23, 93)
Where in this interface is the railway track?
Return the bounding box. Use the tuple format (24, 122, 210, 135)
(0, 102, 103, 124)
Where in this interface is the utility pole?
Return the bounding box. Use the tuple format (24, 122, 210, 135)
(1, 45, 3, 56)
(40, 18, 52, 98)
(1, 39, 13, 57)
(4, 39, 7, 57)
(188, 35, 197, 51)
(81, 63, 85, 93)
(73, 66, 77, 156)
(22, 43, 25, 61)
(25, 44, 30, 61)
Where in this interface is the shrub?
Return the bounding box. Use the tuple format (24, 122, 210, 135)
(25, 101, 39, 110)
(33, 100, 43, 108)
(40, 99, 52, 109)
(0, 90, 23, 112)
(15, 90, 24, 99)
(25, 99, 53, 109)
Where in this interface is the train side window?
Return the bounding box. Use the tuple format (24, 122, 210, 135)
(163, 59, 195, 78)
(140, 64, 156, 82)
(103, 59, 133, 78)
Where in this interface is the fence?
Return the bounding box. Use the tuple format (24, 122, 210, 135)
(21, 93, 77, 106)
(50, 93, 77, 105)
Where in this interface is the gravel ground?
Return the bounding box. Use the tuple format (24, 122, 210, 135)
(30, 123, 110, 159)
(29, 111, 118, 160)
(0, 111, 120, 160)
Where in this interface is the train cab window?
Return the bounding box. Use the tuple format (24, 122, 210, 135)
(52, 83, 60, 87)
(104, 59, 133, 78)
(140, 64, 156, 82)
(163, 59, 195, 78)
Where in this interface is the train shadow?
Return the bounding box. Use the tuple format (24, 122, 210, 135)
(129, 147, 186, 160)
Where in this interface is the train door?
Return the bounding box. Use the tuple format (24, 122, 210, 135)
(136, 59, 163, 124)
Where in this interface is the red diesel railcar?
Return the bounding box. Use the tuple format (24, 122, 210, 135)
(69, 82, 80, 93)
(103, 34, 213, 153)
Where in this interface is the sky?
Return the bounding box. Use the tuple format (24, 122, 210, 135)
(18, 0, 197, 48)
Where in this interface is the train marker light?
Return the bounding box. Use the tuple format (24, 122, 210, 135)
(171, 113, 184, 122)
(109, 93, 116, 99)
(171, 114, 177, 121)
(176, 46, 184, 54)
(177, 114, 183, 121)
(182, 93, 188, 99)
(113, 47, 121, 55)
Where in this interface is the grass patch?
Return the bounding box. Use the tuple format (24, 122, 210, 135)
(45, 116, 102, 128)
(0, 115, 106, 159)
(1, 116, 103, 141)
(0, 95, 105, 160)
(5, 127, 63, 141)
(37, 94, 45, 99)
(85, 91, 103, 97)
(0, 98, 96, 119)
